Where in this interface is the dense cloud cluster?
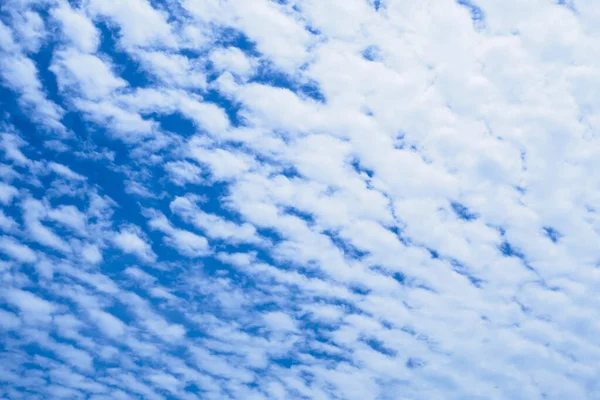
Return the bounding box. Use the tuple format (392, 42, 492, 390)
(1, 0, 600, 399)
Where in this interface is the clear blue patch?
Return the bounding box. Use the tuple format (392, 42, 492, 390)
(515, 185, 527, 195)
(323, 229, 369, 260)
(351, 159, 375, 179)
(457, 0, 486, 30)
(270, 357, 300, 369)
(214, 28, 261, 58)
(543, 226, 562, 243)
(406, 357, 425, 369)
(449, 259, 484, 288)
(153, 112, 197, 137)
(392, 271, 406, 285)
(29, 41, 61, 106)
(350, 285, 371, 296)
(451, 201, 478, 221)
(250, 62, 326, 103)
(362, 45, 381, 62)
(427, 248, 439, 259)
(557, 0, 577, 12)
(499, 241, 525, 260)
(365, 338, 396, 357)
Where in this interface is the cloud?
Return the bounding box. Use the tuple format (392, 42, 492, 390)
(0, 54, 65, 132)
(50, 1, 100, 53)
(47, 162, 86, 181)
(145, 209, 210, 258)
(210, 47, 255, 79)
(80, 243, 103, 264)
(3, 288, 55, 323)
(87, 0, 176, 48)
(170, 195, 261, 245)
(50, 49, 127, 100)
(136, 51, 207, 89)
(0, 181, 19, 204)
(164, 160, 203, 186)
(0, 236, 37, 263)
(113, 225, 156, 263)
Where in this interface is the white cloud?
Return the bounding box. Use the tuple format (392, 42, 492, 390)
(21, 198, 72, 254)
(136, 51, 206, 89)
(0, 182, 19, 204)
(0, 309, 21, 331)
(4, 288, 55, 323)
(0, 54, 65, 132)
(188, 142, 253, 181)
(0, 236, 37, 263)
(51, 1, 100, 53)
(87, 0, 176, 48)
(11, 10, 47, 53)
(0, 132, 30, 165)
(164, 160, 203, 186)
(0, 210, 17, 232)
(227, 0, 312, 72)
(50, 49, 127, 100)
(89, 309, 125, 338)
(263, 311, 297, 333)
(145, 209, 210, 258)
(113, 225, 156, 263)
(210, 47, 255, 79)
(80, 243, 103, 264)
(47, 162, 86, 181)
(170, 196, 261, 245)
(47, 205, 87, 236)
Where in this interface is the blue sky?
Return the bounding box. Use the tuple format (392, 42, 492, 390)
(0, 0, 599, 399)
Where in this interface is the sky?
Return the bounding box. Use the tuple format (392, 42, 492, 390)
(0, 0, 599, 399)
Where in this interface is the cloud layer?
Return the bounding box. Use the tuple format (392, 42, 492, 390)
(1, 0, 599, 399)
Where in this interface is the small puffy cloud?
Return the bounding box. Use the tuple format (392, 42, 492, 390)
(145, 209, 210, 258)
(229, 0, 312, 72)
(21, 198, 72, 253)
(89, 309, 125, 338)
(51, 342, 94, 371)
(136, 51, 206, 89)
(3, 288, 55, 323)
(177, 97, 230, 134)
(51, 1, 100, 53)
(0, 55, 64, 131)
(263, 311, 297, 332)
(48, 162, 86, 181)
(0, 309, 21, 331)
(170, 196, 261, 244)
(87, 0, 176, 48)
(0, 210, 17, 232)
(0, 133, 30, 166)
(113, 225, 156, 263)
(0, 182, 19, 205)
(50, 49, 127, 99)
(80, 243, 102, 264)
(0, 236, 37, 263)
(210, 47, 255, 78)
(164, 160, 203, 186)
(188, 143, 253, 181)
(0, 20, 18, 52)
(47, 205, 87, 236)
(11, 10, 47, 53)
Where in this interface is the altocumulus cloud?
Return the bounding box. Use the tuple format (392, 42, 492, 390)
(0, 0, 599, 399)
